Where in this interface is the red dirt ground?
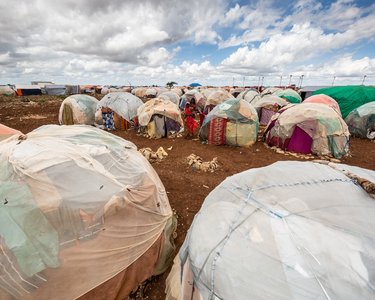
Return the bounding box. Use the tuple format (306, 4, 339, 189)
(1, 95, 374, 299)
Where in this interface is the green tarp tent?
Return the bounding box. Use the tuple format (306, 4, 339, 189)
(312, 85, 375, 119)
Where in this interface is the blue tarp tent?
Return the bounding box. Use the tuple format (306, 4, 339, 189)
(189, 82, 202, 87)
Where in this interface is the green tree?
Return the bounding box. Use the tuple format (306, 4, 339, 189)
(166, 81, 178, 89)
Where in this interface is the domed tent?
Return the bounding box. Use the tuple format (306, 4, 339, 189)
(96, 92, 143, 130)
(275, 88, 302, 103)
(0, 125, 176, 300)
(204, 89, 235, 114)
(264, 103, 349, 158)
(166, 161, 375, 300)
(312, 85, 375, 118)
(132, 87, 147, 98)
(179, 89, 206, 111)
(59, 94, 98, 125)
(345, 101, 375, 139)
(253, 95, 289, 125)
(158, 91, 180, 105)
(145, 87, 158, 98)
(199, 99, 259, 147)
(137, 98, 183, 138)
(0, 123, 22, 141)
(261, 86, 282, 96)
(236, 89, 261, 105)
(303, 94, 341, 116)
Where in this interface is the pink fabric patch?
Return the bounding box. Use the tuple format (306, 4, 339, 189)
(287, 126, 313, 154)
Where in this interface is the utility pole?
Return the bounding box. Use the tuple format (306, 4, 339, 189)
(287, 75, 292, 87)
(257, 76, 261, 89)
(362, 75, 367, 85)
(243, 76, 245, 87)
(300, 75, 304, 88)
(332, 76, 336, 86)
(232, 77, 235, 87)
(279, 75, 283, 86)
(261, 76, 264, 87)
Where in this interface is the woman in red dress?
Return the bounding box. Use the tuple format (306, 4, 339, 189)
(184, 102, 198, 137)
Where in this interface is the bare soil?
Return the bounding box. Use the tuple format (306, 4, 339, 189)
(1, 95, 374, 299)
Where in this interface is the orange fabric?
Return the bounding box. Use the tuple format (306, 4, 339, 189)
(113, 113, 130, 130)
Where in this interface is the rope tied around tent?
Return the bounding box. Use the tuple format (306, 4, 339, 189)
(314, 160, 375, 195)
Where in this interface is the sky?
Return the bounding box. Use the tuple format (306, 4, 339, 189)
(1, 0, 375, 86)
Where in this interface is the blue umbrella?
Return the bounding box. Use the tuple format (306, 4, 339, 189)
(189, 82, 202, 87)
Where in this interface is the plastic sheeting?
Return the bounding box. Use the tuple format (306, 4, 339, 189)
(345, 101, 375, 139)
(312, 85, 375, 119)
(265, 103, 349, 158)
(167, 161, 375, 300)
(200, 99, 259, 147)
(0, 125, 175, 299)
(58, 95, 98, 125)
(275, 89, 302, 103)
(96, 92, 143, 122)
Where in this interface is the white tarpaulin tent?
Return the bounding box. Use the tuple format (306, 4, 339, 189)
(166, 160, 375, 300)
(96, 92, 143, 122)
(0, 125, 175, 299)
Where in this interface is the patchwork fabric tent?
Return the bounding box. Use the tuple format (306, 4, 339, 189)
(313, 85, 375, 119)
(59, 95, 98, 125)
(145, 88, 158, 98)
(261, 87, 282, 96)
(253, 95, 289, 125)
(171, 87, 183, 97)
(236, 89, 261, 104)
(158, 91, 180, 105)
(137, 98, 183, 138)
(0, 125, 176, 300)
(199, 99, 259, 147)
(264, 103, 349, 158)
(132, 87, 147, 98)
(166, 160, 375, 300)
(345, 101, 375, 139)
(303, 94, 341, 116)
(96, 92, 143, 130)
(275, 88, 302, 103)
(0, 123, 22, 141)
(179, 90, 206, 111)
(205, 90, 234, 107)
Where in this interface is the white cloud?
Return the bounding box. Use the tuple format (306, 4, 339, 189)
(221, 17, 375, 74)
(0, 0, 375, 86)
